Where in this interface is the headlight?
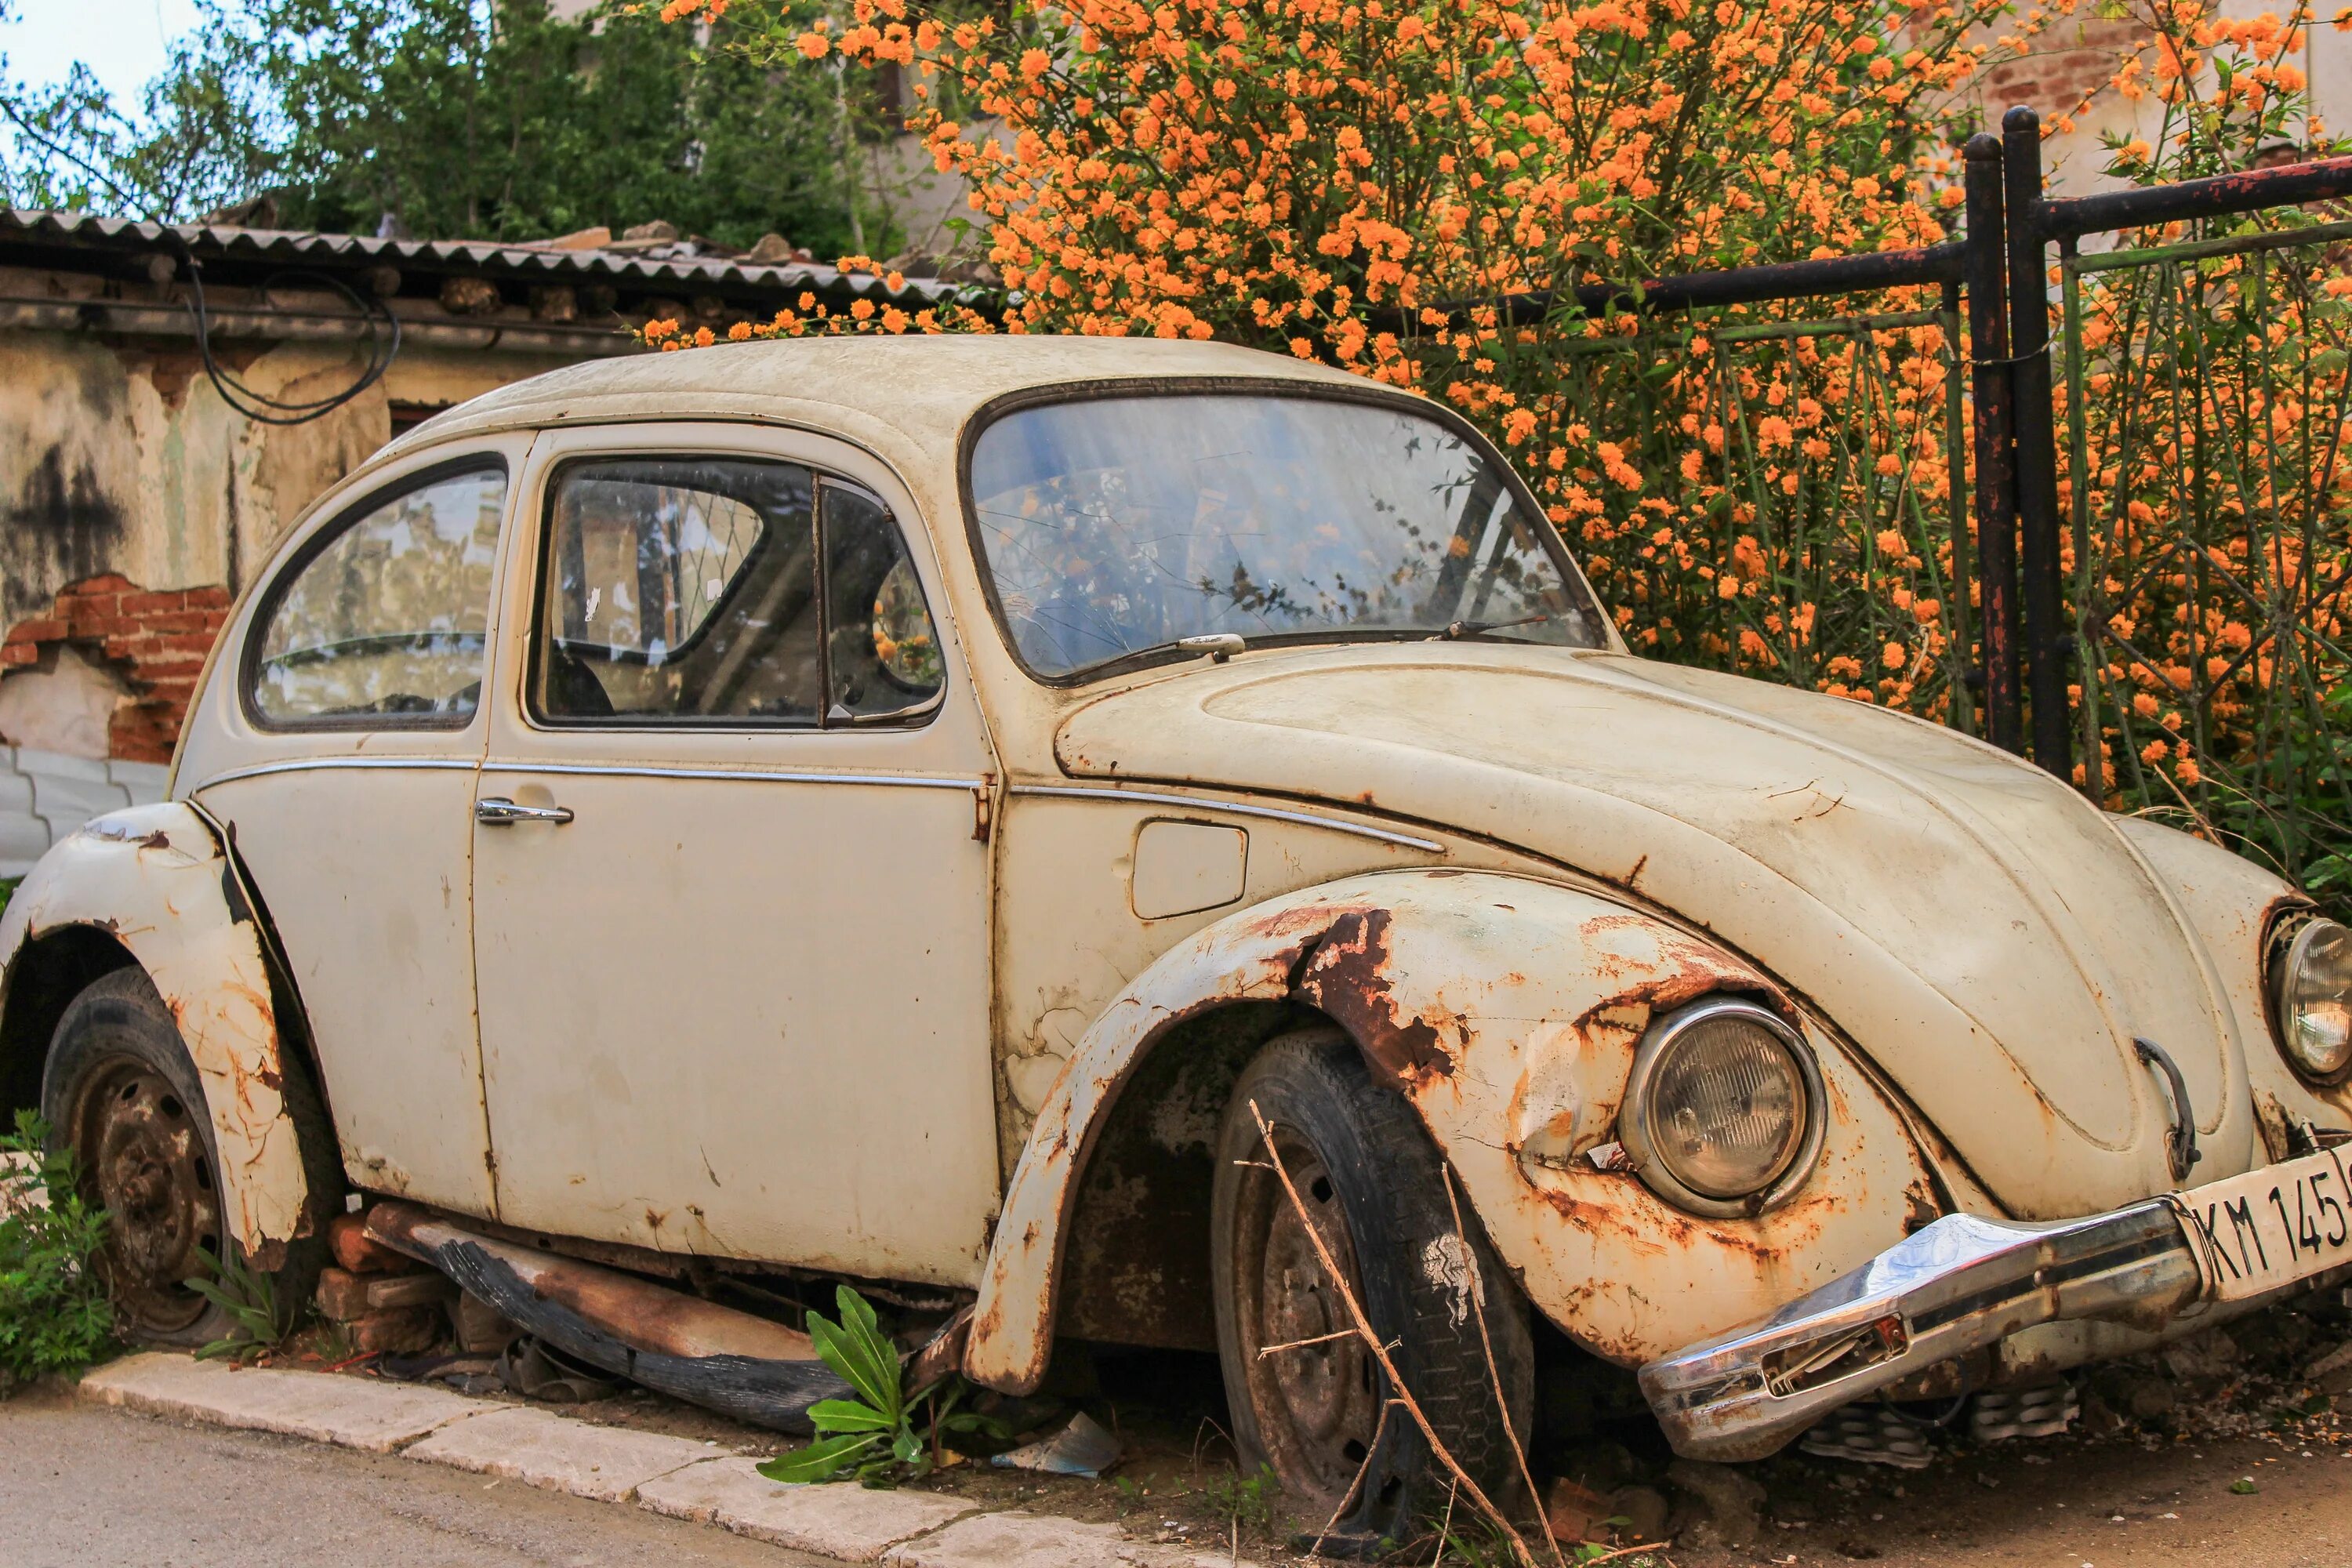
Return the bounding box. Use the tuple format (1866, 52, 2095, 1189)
(1618, 996, 1824, 1216)
(2272, 916, 2352, 1083)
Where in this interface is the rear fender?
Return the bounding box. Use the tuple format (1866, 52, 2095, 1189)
(0, 800, 310, 1265)
(967, 868, 1944, 1392)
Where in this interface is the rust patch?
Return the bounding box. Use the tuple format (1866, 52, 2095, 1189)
(1290, 908, 1454, 1087)
(1901, 1178, 1941, 1236)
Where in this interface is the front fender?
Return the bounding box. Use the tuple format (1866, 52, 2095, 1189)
(0, 800, 310, 1265)
(965, 868, 1951, 1392)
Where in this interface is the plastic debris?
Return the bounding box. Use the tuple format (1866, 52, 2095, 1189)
(990, 1410, 1123, 1477)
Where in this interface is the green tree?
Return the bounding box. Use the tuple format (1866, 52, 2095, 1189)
(2, 0, 884, 256)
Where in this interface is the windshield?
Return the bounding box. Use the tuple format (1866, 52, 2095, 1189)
(968, 393, 1606, 677)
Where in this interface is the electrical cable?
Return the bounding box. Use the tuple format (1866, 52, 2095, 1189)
(0, 94, 401, 425)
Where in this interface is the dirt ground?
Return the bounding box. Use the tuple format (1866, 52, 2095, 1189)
(244, 1287, 2352, 1567)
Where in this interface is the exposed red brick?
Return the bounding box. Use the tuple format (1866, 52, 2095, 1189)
(365, 1272, 457, 1311)
(328, 1213, 418, 1276)
(0, 572, 237, 764)
(315, 1266, 372, 1322)
(142, 610, 214, 635)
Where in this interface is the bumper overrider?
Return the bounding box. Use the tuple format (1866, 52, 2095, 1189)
(1639, 1144, 2352, 1461)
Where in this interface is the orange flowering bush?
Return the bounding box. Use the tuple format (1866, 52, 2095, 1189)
(2051, 0, 2352, 892)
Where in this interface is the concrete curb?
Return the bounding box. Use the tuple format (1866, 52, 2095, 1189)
(77, 1352, 1257, 1566)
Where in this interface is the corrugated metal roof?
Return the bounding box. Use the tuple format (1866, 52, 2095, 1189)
(0, 208, 963, 303)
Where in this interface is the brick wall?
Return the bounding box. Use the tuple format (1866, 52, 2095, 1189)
(0, 574, 234, 765)
(1977, 18, 2148, 122)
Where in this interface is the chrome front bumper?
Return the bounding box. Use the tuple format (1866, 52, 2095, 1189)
(1638, 1202, 2202, 1461)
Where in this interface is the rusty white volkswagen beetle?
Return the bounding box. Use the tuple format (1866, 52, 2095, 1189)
(9, 336, 2352, 1530)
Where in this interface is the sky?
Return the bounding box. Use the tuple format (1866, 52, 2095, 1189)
(3, 0, 205, 104)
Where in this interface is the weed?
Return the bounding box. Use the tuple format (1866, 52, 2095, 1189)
(190, 1243, 291, 1361)
(1200, 1461, 1281, 1539)
(757, 1287, 1000, 1485)
(0, 1110, 114, 1389)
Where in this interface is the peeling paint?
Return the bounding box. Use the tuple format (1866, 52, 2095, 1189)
(0, 799, 307, 1256)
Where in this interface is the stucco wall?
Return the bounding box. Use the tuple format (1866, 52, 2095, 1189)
(0, 330, 573, 625)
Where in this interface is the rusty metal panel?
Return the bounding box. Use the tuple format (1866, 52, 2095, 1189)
(1050, 644, 2254, 1217)
(0, 802, 310, 1259)
(964, 869, 1955, 1392)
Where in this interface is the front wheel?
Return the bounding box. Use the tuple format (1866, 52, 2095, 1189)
(41, 967, 332, 1346)
(1210, 1027, 1533, 1548)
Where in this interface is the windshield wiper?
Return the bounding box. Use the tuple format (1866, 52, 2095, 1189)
(1432, 614, 1548, 641)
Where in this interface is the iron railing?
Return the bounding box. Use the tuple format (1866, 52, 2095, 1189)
(1439, 113, 2352, 897)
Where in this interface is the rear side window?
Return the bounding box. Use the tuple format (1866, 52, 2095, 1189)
(532, 456, 942, 727)
(248, 463, 506, 728)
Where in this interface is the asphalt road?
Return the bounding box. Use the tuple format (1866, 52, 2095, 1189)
(0, 1387, 826, 1568)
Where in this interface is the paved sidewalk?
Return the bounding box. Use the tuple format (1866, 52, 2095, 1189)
(67, 1352, 1246, 1568)
(0, 1387, 830, 1568)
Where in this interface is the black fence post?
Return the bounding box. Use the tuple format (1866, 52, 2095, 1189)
(1965, 132, 2025, 755)
(2003, 107, 2072, 781)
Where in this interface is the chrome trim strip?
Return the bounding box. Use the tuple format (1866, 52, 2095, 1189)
(1009, 783, 1446, 851)
(192, 756, 481, 789)
(481, 760, 982, 790)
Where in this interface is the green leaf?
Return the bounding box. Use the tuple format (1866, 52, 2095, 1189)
(808, 1313, 896, 1419)
(820, 1288, 901, 1418)
(804, 1397, 897, 1433)
(758, 1432, 882, 1485)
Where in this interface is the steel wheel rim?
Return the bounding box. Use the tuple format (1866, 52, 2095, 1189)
(71, 1056, 220, 1334)
(1230, 1125, 1381, 1508)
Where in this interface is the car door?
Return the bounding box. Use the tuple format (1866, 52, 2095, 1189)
(470, 424, 1002, 1287)
(178, 439, 530, 1218)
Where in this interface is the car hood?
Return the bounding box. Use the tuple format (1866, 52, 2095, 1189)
(1053, 645, 2257, 1217)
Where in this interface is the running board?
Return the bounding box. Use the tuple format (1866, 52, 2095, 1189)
(365, 1200, 851, 1432)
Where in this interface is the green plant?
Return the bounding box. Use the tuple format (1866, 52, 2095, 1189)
(757, 1287, 997, 1484)
(0, 877, 19, 916)
(0, 1109, 115, 1389)
(1201, 1462, 1280, 1540)
(188, 1241, 290, 1361)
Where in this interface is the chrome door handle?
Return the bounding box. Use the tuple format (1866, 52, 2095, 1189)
(475, 797, 574, 826)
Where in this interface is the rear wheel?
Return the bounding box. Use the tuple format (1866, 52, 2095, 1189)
(1210, 1026, 1533, 1548)
(41, 967, 332, 1346)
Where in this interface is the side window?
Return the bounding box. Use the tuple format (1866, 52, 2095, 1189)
(249, 463, 506, 728)
(535, 457, 821, 723)
(532, 457, 942, 727)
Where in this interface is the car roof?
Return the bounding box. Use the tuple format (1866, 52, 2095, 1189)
(383, 335, 1381, 466)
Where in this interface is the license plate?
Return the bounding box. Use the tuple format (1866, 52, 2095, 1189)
(2175, 1145, 2352, 1302)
